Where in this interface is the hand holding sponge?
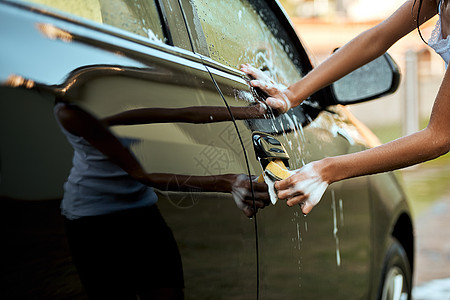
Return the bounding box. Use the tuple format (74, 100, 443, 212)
(258, 159, 293, 205)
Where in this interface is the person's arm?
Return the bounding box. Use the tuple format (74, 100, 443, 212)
(55, 103, 269, 217)
(241, 0, 438, 112)
(276, 66, 450, 215)
(102, 104, 267, 126)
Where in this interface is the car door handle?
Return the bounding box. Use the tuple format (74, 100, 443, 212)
(252, 131, 289, 169)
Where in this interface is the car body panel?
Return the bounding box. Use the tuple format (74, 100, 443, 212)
(0, 0, 413, 299)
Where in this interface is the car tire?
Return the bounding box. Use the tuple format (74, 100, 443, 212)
(378, 238, 412, 300)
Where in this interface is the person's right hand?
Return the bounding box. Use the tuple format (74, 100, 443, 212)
(275, 161, 328, 216)
(231, 174, 270, 217)
(240, 64, 294, 113)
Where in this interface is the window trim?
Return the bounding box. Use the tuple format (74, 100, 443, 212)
(263, 0, 313, 76)
(177, 0, 210, 57)
(155, 0, 173, 45)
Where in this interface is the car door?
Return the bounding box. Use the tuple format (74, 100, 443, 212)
(0, 1, 259, 298)
(180, 0, 373, 298)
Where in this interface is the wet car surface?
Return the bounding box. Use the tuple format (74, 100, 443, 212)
(1, 0, 414, 299)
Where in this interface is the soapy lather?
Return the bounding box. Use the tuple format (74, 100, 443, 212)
(259, 159, 293, 204)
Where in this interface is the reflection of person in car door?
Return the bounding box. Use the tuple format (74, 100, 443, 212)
(54, 101, 269, 299)
(241, 0, 450, 215)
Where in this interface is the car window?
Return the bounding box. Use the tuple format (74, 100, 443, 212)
(17, 0, 165, 43)
(191, 0, 301, 87)
(189, 0, 308, 135)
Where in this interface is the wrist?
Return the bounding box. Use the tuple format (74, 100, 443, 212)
(288, 72, 319, 106)
(283, 88, 296, 108)
(314, 157, 338, 185)
(287, 83, 308, 107)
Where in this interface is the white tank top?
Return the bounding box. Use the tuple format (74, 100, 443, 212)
(428, 0, 450, 67)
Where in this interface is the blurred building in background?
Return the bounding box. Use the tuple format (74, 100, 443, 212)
(280, 0, 404, 21)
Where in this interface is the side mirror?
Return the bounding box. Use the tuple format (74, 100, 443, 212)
(331, 52, 401, 105)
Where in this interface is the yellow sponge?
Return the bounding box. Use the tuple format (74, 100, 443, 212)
(257, 173, 265, 183)
(266, 159, 291, 180)
(257, 159, 290, 182)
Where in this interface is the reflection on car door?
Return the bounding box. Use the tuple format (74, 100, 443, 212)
(0, 1, 258, 298)
(182, 0, 373, 298)
(58, 23, 260, 300)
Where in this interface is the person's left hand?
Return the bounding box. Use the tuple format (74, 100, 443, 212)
(240, 64, 294, 113)
(231, 174, 270, 217)
(275, 162, 328, 215)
